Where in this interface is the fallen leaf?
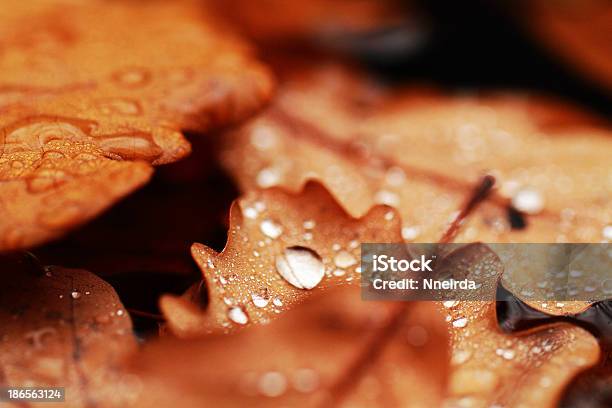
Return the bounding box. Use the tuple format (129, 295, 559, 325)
(133, 287, 450, 408)
(436, 243, 601, 407)
(160, 180, 401, 336)
(220, 63, 611, 246)
(0, 253, 137, 407)
(0, 0, 274, 250)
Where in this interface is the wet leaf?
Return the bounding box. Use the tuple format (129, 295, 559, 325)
(495, 244, 612, 316)
(0, 0, 274, 250)
(0, 254, 138, 407)
(438, 244, 601, 407)
(160, 180, 401, 336)
(220, 63, 611, 245)
(133, 288, 450, 408)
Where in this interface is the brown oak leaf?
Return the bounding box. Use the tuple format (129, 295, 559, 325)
(0, 254, 137, 407)
(160, 180, 401, 336)
(0, 0, 274, 251)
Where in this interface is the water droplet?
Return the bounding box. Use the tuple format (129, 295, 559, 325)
(405, 325, 428, 346)
(334, 251, 357, 268)
(256, 167, 280, 187)
(291, 368, 319, 393)
(112, 67, 150, 87)
(569, 270, 583, 278)
(116, 309, 124, 316)
(273, 298, 283, 307)
(242, 205, 258, 219)
(384, 211, 395, 221)
(251, 291, 269, 308)
(374, 190, 400, 207)
(71, 291, 81, 299)
(332, 269, 345, 277)
(303, 219, 316, 229)
(496, 348, 515, 360)
(443, 300, 459, 309)
(401, 226, 421, 241)
(275, 247, 325, 290)
(385, 167, 406, 186)
(555, 302, 565, 308)
(452, 317, 468, 328)
(250, 124, 278, 151)
(228, 306, 249, 325)
(452, 349, 472, 365)
(512, 188, 544, 214)
(258, 371, 287, 397)
(260, 219, 283, 239)
(603, 225, 612, 241)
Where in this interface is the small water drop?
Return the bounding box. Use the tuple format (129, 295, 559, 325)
(401, 226, 420, 241)
(569, 270, 583, 278)
(260, 219, 283, 239)
(334, 251, 357, 268)
(452, 317, 468, 328)
(251, 291, 270, 308)
(452, 349, 472, 365)
(303, 219, 316, 229)
(603, 225, 612, 241)
(228, 306, 249, 325)
(374, 190, 400, 207)
(275, 247, 325, 290)
(242, 206, 258, 219)
(273, 298, 283, 307)
(258, 371, 287, 397)
(291, 368, 319, 393)
(443, 300, 459, 309)
(512, 188, 544, 215)
(256, 167, 280, 187)
(71, 291, 81, 299)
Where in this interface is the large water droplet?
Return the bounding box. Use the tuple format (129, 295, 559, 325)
(275, 247, 324, 290)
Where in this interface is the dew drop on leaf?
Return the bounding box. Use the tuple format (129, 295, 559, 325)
(228, 306, 249, 325)
(452, 317, 468, 328)
(291, 368, 319, 393)
(258, 371, 287, 397)
(260, 219, 283, 239)
(512, 188, 544, 214)
(251, 291, 269, 308)
(333, 251, 357, 269)
(275, 246, 324, 290)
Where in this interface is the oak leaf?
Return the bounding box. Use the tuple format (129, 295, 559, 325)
(0, 0, 274, 250)
(0, 254, 137, 407)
